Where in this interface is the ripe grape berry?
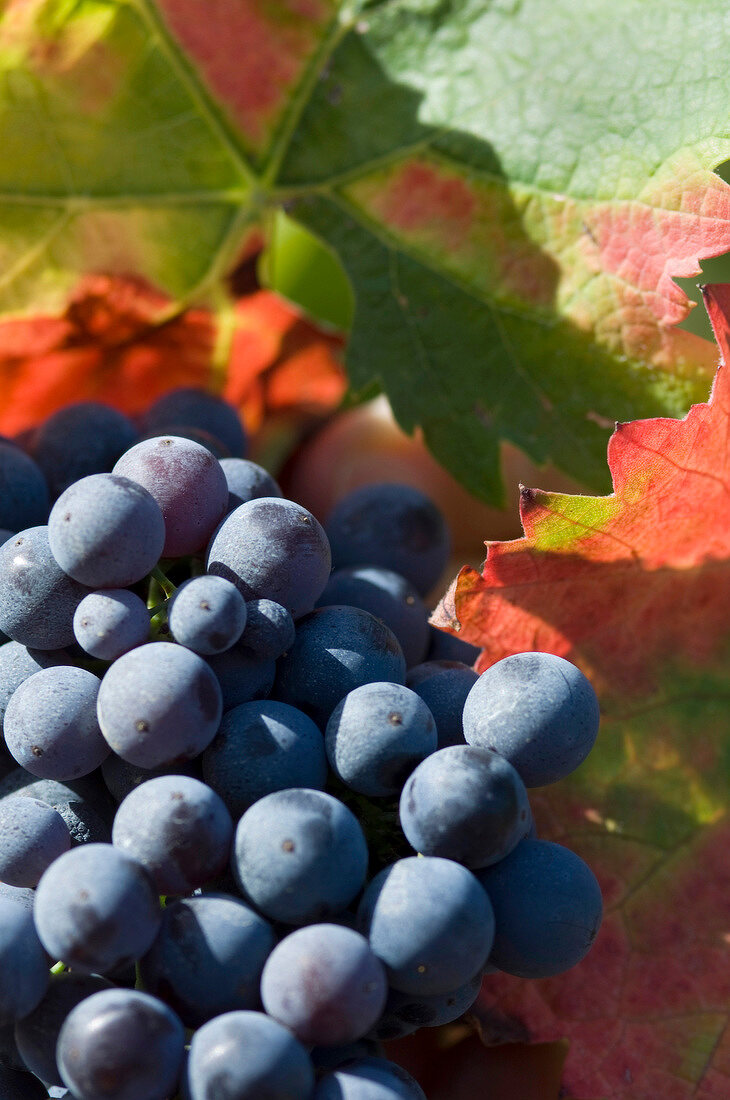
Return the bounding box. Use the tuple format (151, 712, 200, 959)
(0, 389, 603, 1098)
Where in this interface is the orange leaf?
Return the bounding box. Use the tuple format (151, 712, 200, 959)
(0, 275, 345, 442)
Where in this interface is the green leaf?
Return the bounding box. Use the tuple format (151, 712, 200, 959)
(1, 0, 730, 500)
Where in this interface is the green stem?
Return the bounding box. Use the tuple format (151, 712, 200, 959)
(151, 565, 177, 599)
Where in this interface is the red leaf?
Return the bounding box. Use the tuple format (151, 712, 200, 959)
(431, 285, 730, 1098)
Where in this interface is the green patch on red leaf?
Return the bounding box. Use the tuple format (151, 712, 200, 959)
(431, 285, 730, 1098)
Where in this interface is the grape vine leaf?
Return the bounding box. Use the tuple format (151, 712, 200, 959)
(431, 284, 730, 1099)
(0, 274, 345, 439)
(2, 0, 730, 501)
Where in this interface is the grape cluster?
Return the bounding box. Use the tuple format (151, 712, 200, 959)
(0, 392, 603, 1100)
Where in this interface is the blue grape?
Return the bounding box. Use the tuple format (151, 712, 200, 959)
(462, 651, 601, 786)
(475, 839, 603, 978)
(0, 527, 89, 649)
(206, 643, 276, 710)
(406, 659, 478, 748)
(274, 606, 406, 728)
(220, 456, 282, 510)
(0, 641, 71, 732)
(57, 988, 185, 1100)
(31, 402, 138, 501)
(112, 774, 233, 895)
(314, 1056, 427, 1100)
(399, 745, 530, 868)
(325, 682, 437, 797)
(142, 387, 247, 459)
(232, 788, 368, 925)
(139, 893, 275, 1027)
(34, 842, 161, 973)
(113, 435, 229, 557)
(261, 923, 387, 1046)
(324, 483, 451, 597)
(73, 588, 150, 660)
(96, 641, 222, 768)
(202, 699, 327, 817)
(206, 496, 332, 619)
(0, 441, 48, 531)
(0, 795, 70, 886)
(317, 566, 430, 668)
(168, 574, 247, 655)
(4, 665, 109, 781)
(238, 598, 295, 660)
(14, 972, 112, 1087)
(0, 897, 49, 1025)
(48, 473, 165, 589)
(356, 856, 494, 995)
(183, 1010, 314, 1100)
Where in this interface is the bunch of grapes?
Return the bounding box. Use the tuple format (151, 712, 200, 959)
(0, 391, 603, 1100)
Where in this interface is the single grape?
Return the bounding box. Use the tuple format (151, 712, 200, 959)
(56, 988, 185, 1100)
(475, 839, 603, 978)
(48, 473, 166, 588)
(324, 483, 451, 596)
(206, 643, 277, 711)
(73, 588, 150, 660)
(220, 456, 282, 509)
(183, 1010, 314, 1100)
(0, 795, 70, 886)
(34, 843, 162, 974)
(0, 442, 49, 532)
(4, 665, 109, 781)
(142, 387, 247, 459)
(0, 527, 89, 649)
(31, 402, 138, 501)
(462, 651, 600, 786)
(168, 574, 247, 655)
(139, 893, 275, 1027)
(202, 699, 327, 817)
(261, 924, 388, 1046)
(274, 606, 406, 728)
(399, 744, 530, 868)
(96, 642, 222, 768)
(238, 599, 295, 660)
(325, 682, 437, 797)
(232, 788, 368, 925)
(206, 496, 332, 620)
(406, 659, 478, 748)
(357, 856, 494, 995)
(113, 435, 229, 557)
(112, 774, 233, 895)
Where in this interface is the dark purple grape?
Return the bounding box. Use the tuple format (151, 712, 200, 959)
(57, 988, 185, 1100)
(113, 435, 229, 557)
(261, 924, 388, 1046)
